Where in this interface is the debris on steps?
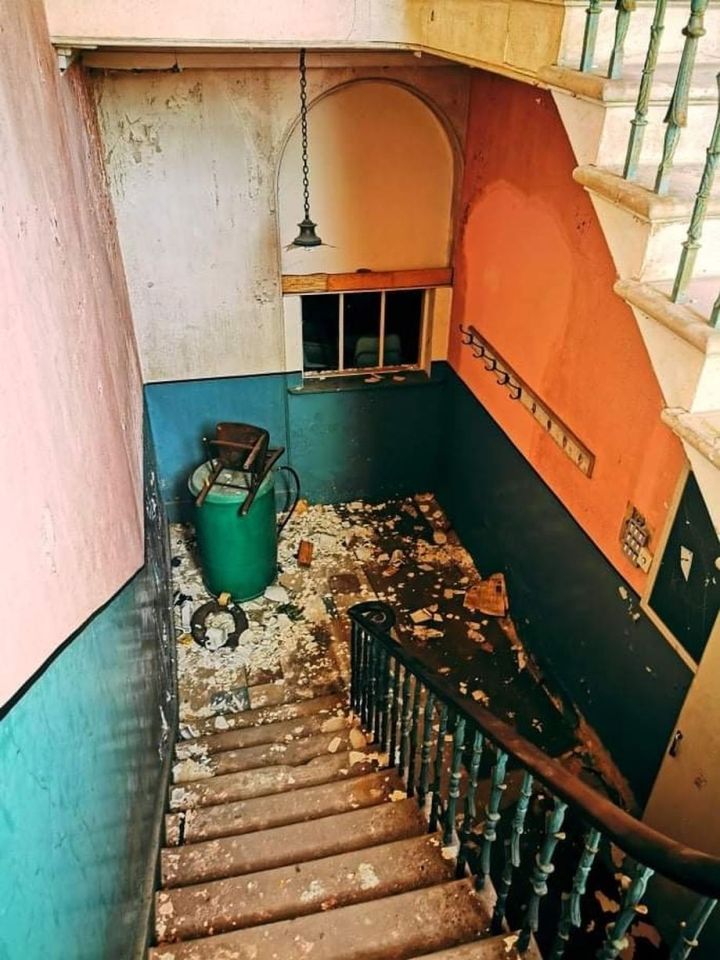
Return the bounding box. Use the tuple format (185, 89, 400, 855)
(414, 934, 541, 959)
(172, 729, 359, 783)
(165, 769, 404, 845)
(169, 750, 377, 811)
(155, 832, 455, 942)
(161, 797, 426, 887)
(149, 879, 494, 960)
(184, 692, 345, 738)
(174, 710, 349, 758)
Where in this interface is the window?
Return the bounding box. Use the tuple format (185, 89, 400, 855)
(301, 289, 426, 376)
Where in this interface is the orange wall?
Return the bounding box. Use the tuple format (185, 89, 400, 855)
(448, 72, 685, 592)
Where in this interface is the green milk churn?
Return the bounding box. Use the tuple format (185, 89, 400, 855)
(188, 460, 298, 602)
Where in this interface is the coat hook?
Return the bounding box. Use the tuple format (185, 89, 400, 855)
(496, 370, 509, 385)
(471, 343, 485, 359)
(508, 382, 521, 400)
(484, 356, 497, 372)
(459, 324, 473, 345)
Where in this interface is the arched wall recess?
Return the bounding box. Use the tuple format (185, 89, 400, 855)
(278, 79, 457, 276)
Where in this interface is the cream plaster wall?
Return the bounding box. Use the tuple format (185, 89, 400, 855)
(279, 81, 455, 275)
(1, 1, 143, 704)
(94, 62, 468, 382)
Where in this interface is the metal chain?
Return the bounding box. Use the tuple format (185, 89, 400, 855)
(299, 48, 311, 221)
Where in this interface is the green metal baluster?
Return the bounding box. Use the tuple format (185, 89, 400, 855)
(549, 827, 602, 960)
(381, 653, 396, 756)
(655, 0, 710, 195)
(456, 727, 485, 878)
(398, 669, 413, 783)
(366, 635, 377, 734)
(429, 704, 450, 832)
(581, 0, 604, 71)
(608, 0, 637, 79)
(357, 628, 368, 724)
(624, 0, 668, 178)
(406, 679, 423, 797)
(596, 861, 654, 959)
(350, 621, 361, 714)
(672, 73, 720, 301)
(517, 796, 568, 953)
(479, 749, 509, 889)
(387, 659, 402, 766)
(443, 715, 466, 847)
(669, 897, 719, 959)
(373, 644, 387, 748)
(711, 290, 720, 326)
(492, 771, 534, 932)
(417, 691, 436, 809)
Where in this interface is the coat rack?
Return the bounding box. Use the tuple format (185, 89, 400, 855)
(459, 324, 595, 478)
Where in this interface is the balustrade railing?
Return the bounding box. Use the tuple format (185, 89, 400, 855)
(578, 0, 719, 325)
(350, 600, 720, 958)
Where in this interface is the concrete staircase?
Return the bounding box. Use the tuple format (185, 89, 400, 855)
(541, 4, 720, 533)
(148, 688, 528, 960)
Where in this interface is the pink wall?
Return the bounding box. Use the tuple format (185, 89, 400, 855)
(0, 0, 143, 705)
(449, 72, 686, 592)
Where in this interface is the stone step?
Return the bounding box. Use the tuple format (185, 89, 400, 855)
(412, 935, 540, 959)
(179, 680, 342, 725)
(161, 797, 426, 888)
(560, 1, 720, 68)
(165, 769, 404, 845)
(540, 60, 720, 168)
(172, 729, 366, 784)
(155, 832, 454, 943)
(148, 878, 493, 959)
(181, 693, 346, 739)
(175, 710, 350, 759)
(573, 164, 720, 283)
(170, 750, 376, 812)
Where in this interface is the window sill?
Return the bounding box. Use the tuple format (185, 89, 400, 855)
(288, 369, 434, 396)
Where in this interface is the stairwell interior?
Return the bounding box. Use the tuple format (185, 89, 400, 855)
(2, 1, 720, 959)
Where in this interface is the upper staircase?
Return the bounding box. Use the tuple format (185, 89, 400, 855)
(541, 0, 720, 534)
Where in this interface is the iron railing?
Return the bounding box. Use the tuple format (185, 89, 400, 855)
(578, 0, 720, 324)
(349, 600, 720, 958)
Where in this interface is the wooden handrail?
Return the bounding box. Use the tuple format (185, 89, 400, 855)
(349, 601, 720, 899)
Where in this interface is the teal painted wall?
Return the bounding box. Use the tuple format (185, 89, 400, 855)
(0, 419, 174, 960)
(145, 364, 447, 517)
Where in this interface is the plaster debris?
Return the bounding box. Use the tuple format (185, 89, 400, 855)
(327, 737, 342, 754)
(356, 863, 381, 890)
(471, 689, 490, 705)
(618, 586, 629, 601)
(595, 890, 621, 914)
(299, 879, 326, 903)
(264, 585, 289, 603)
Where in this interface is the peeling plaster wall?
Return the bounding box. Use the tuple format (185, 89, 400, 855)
(0, 0, 143, 704)
(93, 64, 469, 383)
(0, 417, 175, 959)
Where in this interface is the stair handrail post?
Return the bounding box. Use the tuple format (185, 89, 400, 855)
(669, 896, 719, 959)
(655, 0, 710, 195)
(608, 0, 638, 79)
(672, 72, 720, 302)
(581, 0, 605, 71)
(624, 0, 669, 179)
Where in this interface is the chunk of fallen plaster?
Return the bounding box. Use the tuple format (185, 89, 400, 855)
(471, 689, 490, 705)
(410, 608, 433, 624)
(349, 728, 367, 750)
(264, 584, 289, 603)
(327, 737, 343, 753)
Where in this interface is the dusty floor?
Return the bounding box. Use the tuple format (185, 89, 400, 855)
(169, 494, 664, 960)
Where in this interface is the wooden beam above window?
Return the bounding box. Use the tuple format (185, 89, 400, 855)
(281, 267, 452, 295)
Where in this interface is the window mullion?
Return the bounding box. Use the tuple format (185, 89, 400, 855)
(338, 294, 345, 371)
(378, 292, 386, 368)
